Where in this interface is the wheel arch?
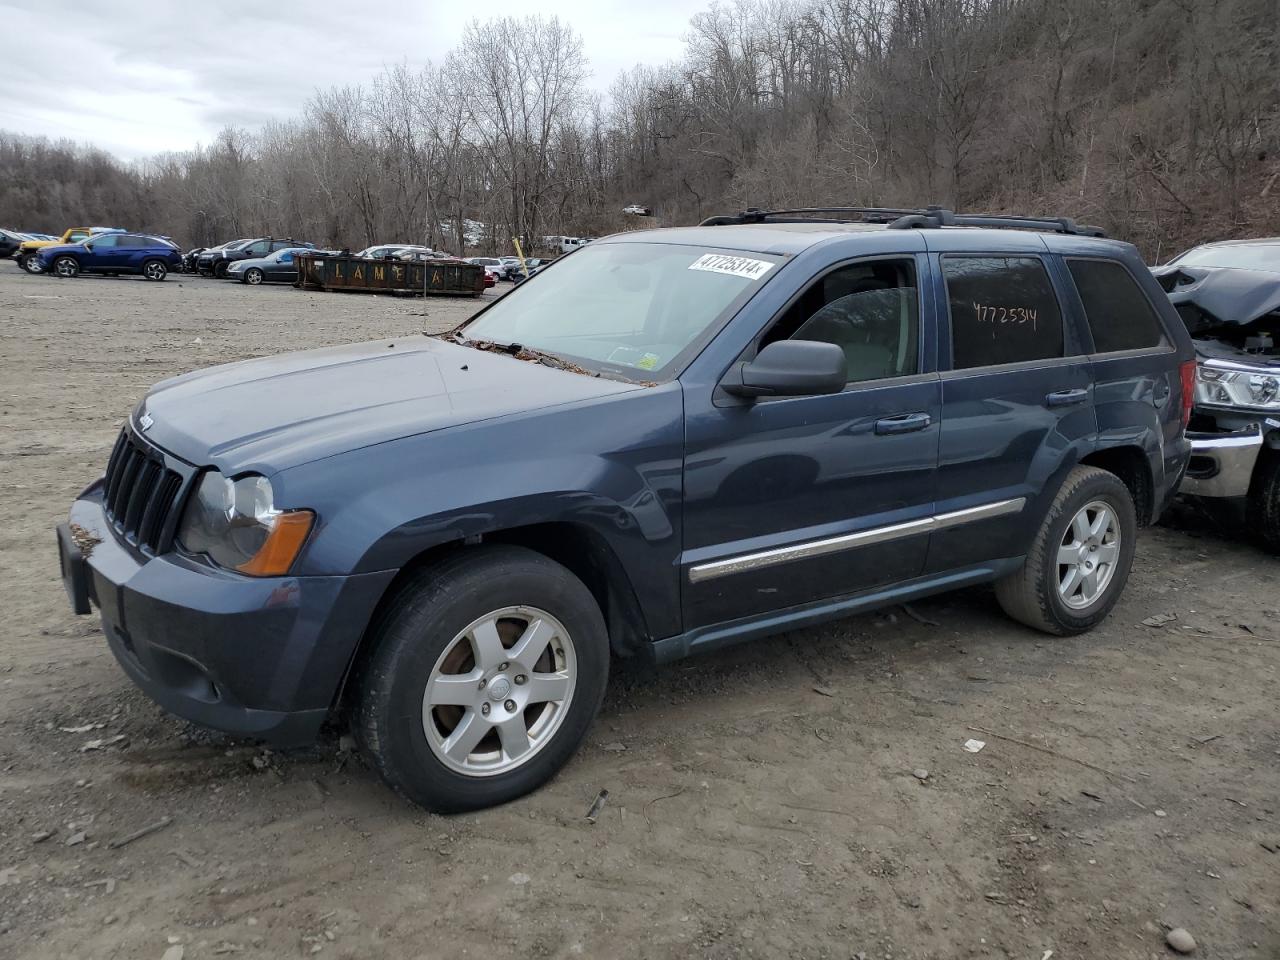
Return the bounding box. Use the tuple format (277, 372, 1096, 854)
(330, 522, 652, 715)
(1079, 443, 1155, 525)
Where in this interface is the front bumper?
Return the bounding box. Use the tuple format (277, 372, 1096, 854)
(1182, 425, 1264, 499)
(58, 487, 395, 745)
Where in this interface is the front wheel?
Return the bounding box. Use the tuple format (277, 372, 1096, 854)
(995, 465, 1137, 635)
(213, 261, 228, 278)
(1247, 452, 1280, 554)
(53, 256, 79, 279)
(20, 254, 42, 274)
(244, 267, 264, 285)
(142, 260, 167, 281)
(353, 546, 609, 813)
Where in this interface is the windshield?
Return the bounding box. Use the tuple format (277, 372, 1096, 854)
(1171, 244, 1280, 272)
(460, 242, 780, 379)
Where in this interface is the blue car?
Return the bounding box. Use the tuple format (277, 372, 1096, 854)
(37, 231, 183, 281)
(57, 205, 1195, 812)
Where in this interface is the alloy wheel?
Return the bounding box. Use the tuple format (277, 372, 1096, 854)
(421, 606, 577, 777)
(1057, 500, 1121, 609)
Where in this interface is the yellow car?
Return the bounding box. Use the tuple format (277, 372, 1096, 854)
(17, 226, 120, 273)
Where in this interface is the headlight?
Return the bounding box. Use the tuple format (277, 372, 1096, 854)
(1196, 360, 1280, 411)
(177, 472, 314, 576)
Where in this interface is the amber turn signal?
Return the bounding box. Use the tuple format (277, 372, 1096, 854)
(236, 510, 315, 576)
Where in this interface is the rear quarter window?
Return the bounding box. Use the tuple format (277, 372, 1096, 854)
(1066, 258, 1169, 353)
(943, 256, 1065, 369)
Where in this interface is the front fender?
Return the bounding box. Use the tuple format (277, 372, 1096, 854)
(273, 384, 686, 639)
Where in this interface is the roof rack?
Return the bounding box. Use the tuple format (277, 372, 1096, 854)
(700, 207, 925, 226)
(700, 204, 1107, 237)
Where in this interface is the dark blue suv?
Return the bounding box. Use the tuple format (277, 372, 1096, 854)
(56, 207, 1194, 812)
(37, 231, 182, 281)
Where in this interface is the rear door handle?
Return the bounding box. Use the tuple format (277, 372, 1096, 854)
(874, 412, 932, 435)
(1046, 389, 1088, 408)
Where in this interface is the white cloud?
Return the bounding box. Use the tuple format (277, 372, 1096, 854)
(0, 0, 692, 159)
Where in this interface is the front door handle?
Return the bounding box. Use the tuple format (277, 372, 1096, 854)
(874, 412, 932, 435)
(1046, 389, 1088, 408)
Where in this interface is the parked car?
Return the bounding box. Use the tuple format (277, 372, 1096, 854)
(56, 205, 1193, 813)
(17, 226, 122, 273)
(355, 244, 413, 259)
(226, 247, 312, 285)
(36, 231, 182, 280)
(182, 247, 207, 273)
(467, 256, 506, 278)
(1152, 238, 1280, 549)
(0, 228, 28, 259)
(200, 238, 313, 278)
(623, 204, 653, 216)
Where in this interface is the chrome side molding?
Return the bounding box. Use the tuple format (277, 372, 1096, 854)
(688, 497, 1026, 584)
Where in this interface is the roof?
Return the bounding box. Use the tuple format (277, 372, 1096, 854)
(603, 221, 1125, 257)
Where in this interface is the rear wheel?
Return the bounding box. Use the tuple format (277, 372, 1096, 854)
(142, 259, 167, 281)
(354, 546, 609, 812)
(1247, 452, 1280, 554)
(53, 256, 79, 279)
(995, 466, 1137, 634)
(244, 267, 264, 285)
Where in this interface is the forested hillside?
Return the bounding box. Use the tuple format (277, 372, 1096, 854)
(2, 0, 1274, 258)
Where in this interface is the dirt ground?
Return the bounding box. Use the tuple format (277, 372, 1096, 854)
(0, 266, 1276, 960)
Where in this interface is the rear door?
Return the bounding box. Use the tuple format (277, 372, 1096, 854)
(926, 236, 1097, 573)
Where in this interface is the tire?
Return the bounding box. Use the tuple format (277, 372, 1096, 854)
(20, 254, 42, 274)
(53, 256, 79, 279)
(354, 545, 609, 813)
(995, 465, 1137, 635)
(244, 267, 264, 285)
(1247, 451, 1280, 554)
(213, 261, 228, 279)
(142, 260, 167, 281)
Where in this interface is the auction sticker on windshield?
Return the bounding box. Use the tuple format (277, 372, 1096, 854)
(688, 253, 774, 280)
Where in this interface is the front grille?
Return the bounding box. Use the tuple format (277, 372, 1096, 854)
(102, 428, 185, 554)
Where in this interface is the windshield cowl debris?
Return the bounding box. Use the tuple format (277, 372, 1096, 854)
(435, 332, 652, 382)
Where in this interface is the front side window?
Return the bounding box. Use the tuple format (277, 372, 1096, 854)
(944, 256, 1064, 370)
(762, 258, 919, 383)
(246, 241, 270, 256)
(1066, 258, 1168, 353)
(91, 235, 119, 249)
(461, 243, 779, 380)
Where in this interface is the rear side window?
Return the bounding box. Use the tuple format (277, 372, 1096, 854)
(1066, 258, 1168, 353)
(943, 256, 1064, 370)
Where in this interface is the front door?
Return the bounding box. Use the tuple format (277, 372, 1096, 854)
(267, 251, 297, 282)
(681, 255, 941, 630)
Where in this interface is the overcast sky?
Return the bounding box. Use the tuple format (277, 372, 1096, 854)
(0, 1, 693, 161)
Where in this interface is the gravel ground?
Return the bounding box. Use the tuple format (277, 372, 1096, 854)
(0, 267, 1277, 960)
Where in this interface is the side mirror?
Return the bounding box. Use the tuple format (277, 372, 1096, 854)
(722, 340, 847, 399)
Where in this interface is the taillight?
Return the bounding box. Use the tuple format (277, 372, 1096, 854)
(1179, 359, 1196, 429)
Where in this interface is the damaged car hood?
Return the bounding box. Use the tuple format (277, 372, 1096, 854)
(137, 336, 641, 473)
(1151, 263, 1280, 329)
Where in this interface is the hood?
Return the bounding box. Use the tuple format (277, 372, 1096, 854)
(1151, 264, 1280, 327)
(138, 336, 641, 474)
(35, 242, 88, 259)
